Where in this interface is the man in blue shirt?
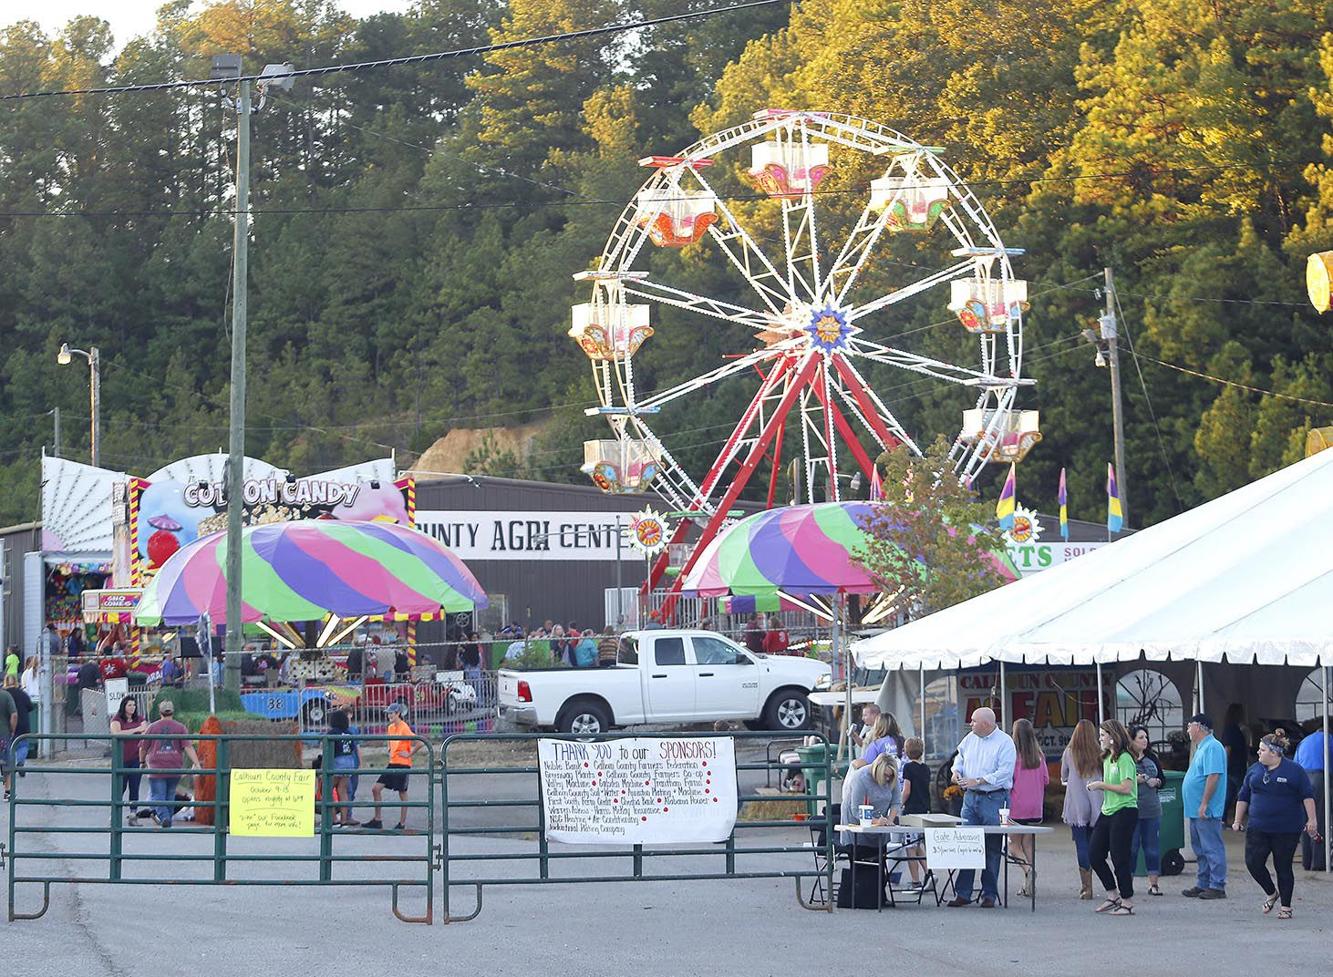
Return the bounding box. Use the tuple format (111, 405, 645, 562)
(945, 707, 1016, 909)
(1295, 722, 1328, 870)
(1181, 713, 1228, 898)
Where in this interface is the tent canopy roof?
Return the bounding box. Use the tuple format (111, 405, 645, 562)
(854, 449, 1333, 672)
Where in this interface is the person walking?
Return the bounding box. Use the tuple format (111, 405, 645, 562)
(1295, 720, 1328, 871)
(364, 702, 421, 831)
(1128, 725, 1165, 897)
(0, 682, 16, 801)
(1233, 734, 1319, 920)
(1009, 718, 1049, 897)
(139, 700, 200, 829)
(110, 695, 147, 819)
(946, 707, 1016, 909)
(1087, 720, 1139, 915)
(1061, 718, 1104, 899)
(1182, 713, 1228, 899)
(326, 709, 360, 827)
(3, 645, 19, 680)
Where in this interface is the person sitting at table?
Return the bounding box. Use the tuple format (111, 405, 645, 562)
(839, 753, 902, 850)
(946, 706, 1016, 909)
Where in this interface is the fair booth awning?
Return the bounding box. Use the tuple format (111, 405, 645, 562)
(853, 447, 1333, 672)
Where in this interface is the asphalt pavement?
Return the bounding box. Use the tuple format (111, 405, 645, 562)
(3, 753, 1331, 976)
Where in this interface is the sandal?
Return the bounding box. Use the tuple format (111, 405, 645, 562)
(1094, 897, 1121, 913)
(1263, 892, 1279, 915)
(1277, 907, 1293, 920)
(1148, 884, 1163, 896)
(1109, 904, 1135, 916)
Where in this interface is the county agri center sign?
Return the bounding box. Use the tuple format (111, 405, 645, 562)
(415, 510, 631, 561)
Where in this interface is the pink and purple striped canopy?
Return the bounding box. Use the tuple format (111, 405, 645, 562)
(134, 520, 487, 626)
(680, 502, 1018, 598)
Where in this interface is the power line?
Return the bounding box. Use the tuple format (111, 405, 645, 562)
(1137, 352, 1333, 409)
(0, 0, 789, 102)
(1112, 287, 1184, 512)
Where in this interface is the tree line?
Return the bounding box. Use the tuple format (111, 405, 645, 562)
(1, 0, 1330, 530)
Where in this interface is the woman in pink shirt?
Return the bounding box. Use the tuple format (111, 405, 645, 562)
(1010, 718, 1050, 897)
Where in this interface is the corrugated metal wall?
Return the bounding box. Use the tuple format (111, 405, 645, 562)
(0, 522, 41, 650)
(413, 476, 662, 633)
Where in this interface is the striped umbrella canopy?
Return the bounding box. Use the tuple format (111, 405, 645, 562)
(680, 501, 1018, 598)
(135, 520, 487, 626)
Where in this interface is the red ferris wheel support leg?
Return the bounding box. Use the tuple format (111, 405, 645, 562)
(831, 355, 901, 453)
(810, 374, 877, 483)
(641, 355, 793, 601)
(658, 354, 821, 623)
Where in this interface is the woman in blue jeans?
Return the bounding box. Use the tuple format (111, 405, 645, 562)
(1129, 725, 1165, 896)
(1061, 719, 1103, 899)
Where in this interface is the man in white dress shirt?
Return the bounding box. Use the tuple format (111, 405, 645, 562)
(946, 706, 1017, 908)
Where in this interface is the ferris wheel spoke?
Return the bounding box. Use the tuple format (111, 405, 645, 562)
(635, 346, 780, 412)
(829, 354, 920, 454)
(822, 193, 893, 307)
(621, 279, 772, 331)
(849, 339, 1031, 389)
(681, 167, 790, 315)
(846, 257, 976, 321)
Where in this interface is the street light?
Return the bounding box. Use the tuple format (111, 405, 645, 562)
(57, 342, 100, 468)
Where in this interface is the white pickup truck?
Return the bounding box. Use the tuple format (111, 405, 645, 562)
(498, 629, 830, 734)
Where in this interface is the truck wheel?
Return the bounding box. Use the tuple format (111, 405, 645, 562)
(557, 699, 611, 736)
(763, 690, 811, 731)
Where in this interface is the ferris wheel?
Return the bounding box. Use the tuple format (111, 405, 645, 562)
(569, 110, 1039, 608)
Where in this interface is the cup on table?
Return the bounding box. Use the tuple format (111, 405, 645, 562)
(858, 804, 875, 827)
(998, 807, 1011, 825)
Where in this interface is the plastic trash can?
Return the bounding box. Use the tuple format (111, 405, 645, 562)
(797, 743, 851, 817)
(1137, 769, 1186, 876)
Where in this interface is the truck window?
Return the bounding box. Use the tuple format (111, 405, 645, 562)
(692, 636, 743, 666)
(653, 637, 687, 666)
(617, 636, 639, 666)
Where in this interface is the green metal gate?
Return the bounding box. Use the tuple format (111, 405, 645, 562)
(439, 731, 834, 923)
(4, 732, 438, 923)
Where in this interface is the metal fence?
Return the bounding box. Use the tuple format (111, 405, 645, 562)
(438, 731, 834, 923)
(4, 732, 438, 924)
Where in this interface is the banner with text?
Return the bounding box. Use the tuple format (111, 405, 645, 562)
(537, 737, 738, 845)
(229, 769, 316, 837)
(416, 510, 632, 561)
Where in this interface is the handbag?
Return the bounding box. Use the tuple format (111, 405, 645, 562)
(836, 866, 886, 909)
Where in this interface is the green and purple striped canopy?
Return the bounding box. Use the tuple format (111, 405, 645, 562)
(134, 520, 487, 626)
(680, 502, 1018, 598)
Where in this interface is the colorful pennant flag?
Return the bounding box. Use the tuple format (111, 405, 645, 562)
(1107, 462, 1124, 534)
(996, 463, 1016, 532)
(868, 464, 883, 502)
(1058, 467, 1069, 542)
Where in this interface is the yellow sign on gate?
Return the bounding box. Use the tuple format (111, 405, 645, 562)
(229, 769, 316, 837)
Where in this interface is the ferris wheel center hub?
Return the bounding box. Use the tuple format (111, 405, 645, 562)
(759, 302, 858, 351)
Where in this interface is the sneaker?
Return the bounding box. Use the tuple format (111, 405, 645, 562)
(343, 820, 360, 828)
(161, 820, 173, 829)
(392, 822, 407, 831)
(1198, 888, 1226, 900)
(1181, 886, 1204, 898)
(362, 819, 383, 830)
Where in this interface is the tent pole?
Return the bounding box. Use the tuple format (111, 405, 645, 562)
(1324, 664, 1330, 877)
(999, 660, 1007, 730)
(839, 595, 852, 764)
(1096, 661, 1104, 727)
(1196, 660, 1205, 714)
(917, 663, 927, 757)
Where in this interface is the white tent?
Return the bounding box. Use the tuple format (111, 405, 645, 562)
(854, 447, 1333, 671)
(852, 447, 1333, 873)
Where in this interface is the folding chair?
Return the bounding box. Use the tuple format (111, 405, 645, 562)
(806, 803, 848, 906)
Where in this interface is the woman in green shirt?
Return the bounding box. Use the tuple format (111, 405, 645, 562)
(1086, 719, 1139, 915)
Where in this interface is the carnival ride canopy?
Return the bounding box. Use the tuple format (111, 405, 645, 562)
(134, 519, 487, 627)
(853, 448, 1333, 671)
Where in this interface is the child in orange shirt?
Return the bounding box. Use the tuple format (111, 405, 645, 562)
(363, 702, 422, 830)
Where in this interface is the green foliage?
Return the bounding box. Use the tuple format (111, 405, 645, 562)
(853, 439, 1010, 615)
(0, 0, 1330, 535)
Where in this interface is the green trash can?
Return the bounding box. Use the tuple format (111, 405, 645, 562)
(797, 743, 851, 818)
(1137, 769, 1187, 876)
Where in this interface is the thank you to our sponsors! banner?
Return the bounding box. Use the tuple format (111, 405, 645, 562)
(537, 737, 738, 845)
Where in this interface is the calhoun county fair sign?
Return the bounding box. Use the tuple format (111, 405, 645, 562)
(415, 510, 633, 561)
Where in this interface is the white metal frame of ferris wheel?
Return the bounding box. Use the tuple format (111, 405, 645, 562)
(578, 111, 1034, 611)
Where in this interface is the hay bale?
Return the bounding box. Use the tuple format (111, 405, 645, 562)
(217, 718, 302, 769)
(737, 786, 809, 823)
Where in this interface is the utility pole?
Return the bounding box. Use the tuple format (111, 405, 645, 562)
(51, 407, 61, 458)
(224, 75, 252, 694)
(89, 347, 100, 468)
(1103, 267, 1129, 529)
